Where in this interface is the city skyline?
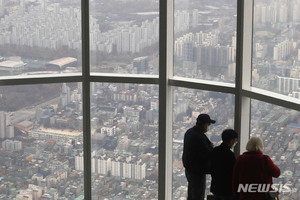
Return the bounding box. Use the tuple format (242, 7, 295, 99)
(0, 0, 299, 199)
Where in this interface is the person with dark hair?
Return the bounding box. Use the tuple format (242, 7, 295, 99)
(210, 129, 238, 200)
(182, 114, 216, 200)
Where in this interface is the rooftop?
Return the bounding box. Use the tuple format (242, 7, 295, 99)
(0, 60, 26, 68)
(47, 57, 77, 67)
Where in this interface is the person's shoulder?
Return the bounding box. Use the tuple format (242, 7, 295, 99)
(212, 144, 222, 151)
(262, 154, 273, 161)
(213, 144, 233, 155)
(237, 151, 261, 161)
(186, 126, 196, 132)
(211, 145, 218, 152)
(213, 143, 227, 150)
(184, 127, 197, 140)
(263, 154, 270, 158)
(236, 152, 247, 160)
(185, 126, 195, 135)
(212, 144, 224, 153)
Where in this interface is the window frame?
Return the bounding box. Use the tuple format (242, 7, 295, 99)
(0, 0, 299, 199)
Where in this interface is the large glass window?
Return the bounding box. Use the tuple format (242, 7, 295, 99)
(172, 87, 235, 199)
(251, 99, 300, 200)
(173, 0, 237, 83)
(0, 0, 299, 199)
(252, 0, 300, 99)
(0, 0, 82, 77)
(90, 83, 158, 199)
(0, 83, 83, 199)
(89, 1, 159, 75)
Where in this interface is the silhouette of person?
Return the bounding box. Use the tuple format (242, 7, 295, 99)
(182, 113, 216, 200)
(210, 129, 238, 200)
(232, 136, 280, 200)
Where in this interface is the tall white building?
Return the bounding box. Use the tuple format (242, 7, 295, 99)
(123, 162, 132, 179)
(273, 40, 291, 60)
(100, 158, 111, 175)
(0, 111, 5, 139)
(2, 140, 13, 151)
(20, 0, 25, 13)
(150, 97, 159, 110)
(279, 3, 288, 23)
(92, 157, 111, 175)
(120, 30, 130, 53)
(91, 157, 96, 174)
(132, 161, 146, 180)
(13, 140, 22, 151)
(60, 83, 71, 107)
(41, 0, 47, 12)
(2, 139, 21, 151)
(277, 76, 300, 94)
(6, 125, 14, 138)
(75, 154, 84, 171)
(90, 82, 95, 95)
(297, 49, 300, 61)
(111, 159, 121, 177)
(0, 0, 4, 16)
(89, 155, 146, 180)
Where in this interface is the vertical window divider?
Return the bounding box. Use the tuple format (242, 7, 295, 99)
(235, 0, 253, 155)
(159, 0, 173, 199)
(81, 0, 91, 199)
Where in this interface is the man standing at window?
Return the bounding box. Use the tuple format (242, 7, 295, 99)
(210, 129, 238, 200)
(182, 114, 216, 200)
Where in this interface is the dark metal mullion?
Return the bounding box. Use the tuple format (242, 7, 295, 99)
(234, 0, 245, 156)
(81, 0, 91, 199)
(0, 76, 82, 86)
(159, 0, 168, 198)
(89, 75, 159, 84)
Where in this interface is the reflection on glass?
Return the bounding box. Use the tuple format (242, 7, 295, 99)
(90, 83, 158, 199)
(251, 99, 300, 200)
(0, 0, 82, 77)
(89, 1, 159, 74)
(252, 0, 300, 99)
(172, 87, 235, 199)
(0, 83, 83, 199)
(174, 0, 237, 82)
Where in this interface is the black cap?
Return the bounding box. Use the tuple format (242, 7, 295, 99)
(197, 114, 216, 124)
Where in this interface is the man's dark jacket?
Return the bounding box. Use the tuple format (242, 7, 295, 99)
(210, 142, 236, 195)
(182, 126, 213, 175)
